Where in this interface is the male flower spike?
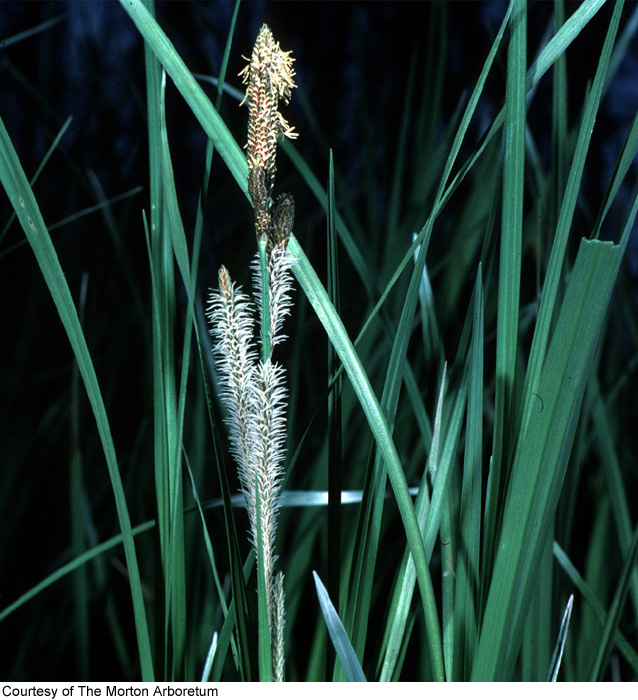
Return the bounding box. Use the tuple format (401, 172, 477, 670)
(239, 23, 297, 245)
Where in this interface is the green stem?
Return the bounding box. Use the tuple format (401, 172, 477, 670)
(255, 480, 273, 681)
(259, 236, 271, 362)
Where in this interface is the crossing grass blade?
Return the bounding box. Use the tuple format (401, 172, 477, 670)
(482, 0, 526, 591)
(0, 115, 155, 681)
(143, 20, 187, 675)
(377, 369, 447, 682)
(518, 0, 624, 440)
(288, 233, 445, 680)
(340, 176, 448, 677)
(313, 571, 366, 682)
(546, 594, 573, 681)
(472, 238, 622, 680)
(119, 0, 246, 196)
(552, 542, 638, 675)
(453, 268, 484, 681)
(326, 150, 343, 659)
(589, 519, 638, 680)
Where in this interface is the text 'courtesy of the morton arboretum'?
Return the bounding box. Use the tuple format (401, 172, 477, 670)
(1, 688, 219, 698)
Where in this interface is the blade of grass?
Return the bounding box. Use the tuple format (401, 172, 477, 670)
(0, 14, 65, 49)
(378, 369, 447, 682)
(472, 238, 621, 680)
(69, 273, 90, 679)
(518, 0, 624, 442)
(552, 541, 638, 675)
(142, 3, 185, 670)
(381, 363, 468, 682)
(0, 116, 72, 245)
(161, 64, 190, 681)
(590, 375, 638, 622)
(521, 534, 553, 680)
(453, 267, 484, 681)
(313, 571, 366, 682)
(288, 233, 444, 680)
(184, 449, 243, 677)
(201, 631, 218, 682)
(384, 48, 417, 246)
(526, 0, 606, 89)
(483, 0, 526, 593)
(281, 141, 374, 301)
(546, 594, 573, 681)
(0, 115, 154, 680)
(210, 554, 255, 682)
(343, 197, 443, 673)
(589, 518, 638, 680)
(120, 0, 246, 194)
(440, 463, 459, 682)
(326, 150, 342, 656)
(549, 0, 568, 293)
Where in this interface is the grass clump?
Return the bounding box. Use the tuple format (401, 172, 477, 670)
(1, 0, 638, 682)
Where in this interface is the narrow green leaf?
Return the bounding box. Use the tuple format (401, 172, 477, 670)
(326, 149, 343, 646)
(0, 519, 152, 624)
(313, 571, 366, 682)
(522, 536, 553, 681)
(0, 115, 154, 681)
(590, 519, 638, 680)
(210, 554, 255, 682)
(590, 375, 638, 622)
(288, 234, 444, 680)
(378, 369, 447, 682)
(553, 542, 638, 675)
(70, 282, 90, 678)
(526, 0, 606, 90)
(142, 9, 186, 675)
(473, 238, 621, 680)
(546, 594, 573, 681)
(0, 14, 65, 49)
(345, 186, 443, 671)
(519, 0, 624, 441)
(483, 0, 526, 590)
(119, 0, 247, 196)
(453, 267, 484, 681)
(201, 631, 218, 683)
(282, 141, 373, 300)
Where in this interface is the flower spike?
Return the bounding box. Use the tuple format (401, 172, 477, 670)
(209, 23, 298, 681)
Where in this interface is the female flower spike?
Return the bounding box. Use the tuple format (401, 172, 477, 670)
(207, 267, 290, 682)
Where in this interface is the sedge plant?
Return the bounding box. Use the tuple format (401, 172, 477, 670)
(207, 23, 297, 682)
(1, 0, 638, 683)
